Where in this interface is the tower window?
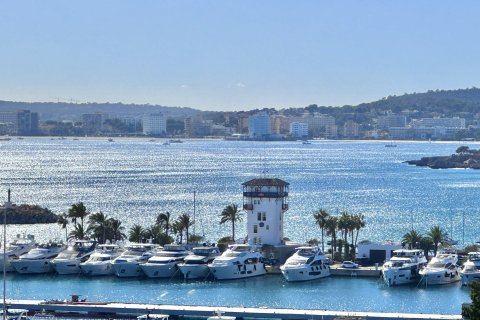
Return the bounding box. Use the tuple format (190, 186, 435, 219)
(266, 225, 269, 230)
(257, 212, 262, 221)
(262, 212, 266, 221)
(254, 225, 258, 233)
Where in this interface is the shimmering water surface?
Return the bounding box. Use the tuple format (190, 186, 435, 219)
(1, 138, 478, 314)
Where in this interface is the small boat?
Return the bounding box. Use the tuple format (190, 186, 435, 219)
(111, 243, 160, 277)
(169, 139, 183, 143)
(141, 244, 191, 278)
(137, 314, 169, 320)
(208, 244, 266, 280)
(0, 308, 29, 320)
(108, 138, 114, 142)
(0, 234, 36, 272)
(207, 310, 235, 320)
(11, 241, 66, 274)
(178, 246, 221, 280)
(419, 251, 461, 286)
(0, 138, 12, 141)
(280, 246, 330, 282)
(50, 240, 97, 275)
(385, 141, 397, 147)
(80, 244, 123, 276)
(301, 140, 311, 145)
(382, 249, 427, 286)
(460, 252, 480, 285)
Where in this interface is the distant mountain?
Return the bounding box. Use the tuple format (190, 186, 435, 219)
(0, 100, 200, 121)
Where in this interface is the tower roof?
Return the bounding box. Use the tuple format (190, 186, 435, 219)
(242, 178, 289, 187)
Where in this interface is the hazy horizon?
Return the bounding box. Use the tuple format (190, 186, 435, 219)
(2, 1, 479, 111)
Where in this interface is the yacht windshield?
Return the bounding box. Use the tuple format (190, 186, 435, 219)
(223, 251, 240, 258)
(157, 252, 186, 257)
(193, 249, 218, 256)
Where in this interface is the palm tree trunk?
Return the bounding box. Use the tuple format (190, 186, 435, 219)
(321, 228, 324, 252)
(232, 222, 235, 242)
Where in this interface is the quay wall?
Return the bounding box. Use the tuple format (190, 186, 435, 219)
(5, 299, 460, 320)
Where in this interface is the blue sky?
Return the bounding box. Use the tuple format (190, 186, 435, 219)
(1, 1, 479, 111)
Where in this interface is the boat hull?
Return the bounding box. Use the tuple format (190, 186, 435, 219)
(178, 264, 211, 280)
(209, 262, 266, 280)
(140, 263, 180, 278)
(0, 258, 16, 273)
(11, 259, 54, 274)
(420, 269, 461, 286)
(461, 271, 480, 285)
(280, 265, 330, 282)
(80, 262, 114, 276)
(382, 268, 420, 286)
(112, 261, 144, 277)
(51, 259, 82, 275)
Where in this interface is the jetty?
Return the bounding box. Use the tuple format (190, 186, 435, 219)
(4, 299, 460, 320)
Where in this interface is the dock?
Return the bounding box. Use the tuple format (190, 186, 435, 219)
(267, 265, 382, 278)
(5, 299, 461, 320)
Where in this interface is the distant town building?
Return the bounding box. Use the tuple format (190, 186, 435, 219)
(343, 120, 360, 138)
(248, 112, 271, 139)
(291, 114, 337, 138)
(377, 114, 407, 129)
(82, 113, 107, 135)
(184, 117, 192, 137)
(289, 122, 308, 138)
(0, 109, 39, 135)
(411, 117, 466, 128)
(142, 113, 167, 136)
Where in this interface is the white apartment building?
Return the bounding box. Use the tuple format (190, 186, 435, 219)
(289, 122, 308, 138)
(248, 112, 271, 139)
(411, 117, 466, 128)
(142, 113, 167, 136)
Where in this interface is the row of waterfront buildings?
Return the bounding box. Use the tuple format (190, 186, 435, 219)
(0, 108, 472, 140)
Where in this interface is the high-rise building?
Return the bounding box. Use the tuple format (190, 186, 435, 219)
(289, 122, 308, 138)
(343, 120, 360, 138)
(248, 112, 271, 139)
(82, 113, 107, 134)
(142, 113, 167, 136)
(0, 110, 39, 135)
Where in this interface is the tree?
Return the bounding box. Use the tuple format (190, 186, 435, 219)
(220, 204, 243, 242)
(353, 213, 366, 248)
(172, 220, 185, 243)
(325, 216, 338, 256)
(428, 225, 448, 256)
(418, 236, 434, 259)
(68, 202, 90, 229)
(457, 146, 470, 154)
(68, 223, 87, 240)
(337, 211, 353, 258)
(402, 229, 422, 249)
(108, 218, 126, 241)
(313, 209, 329, 252)
(144, 225, 173, 246)
(87, 211, 110, 244)
(178, 214, 193, 244)
(129, 224, 145, 243)
(156, 212, 171, 236)
(57, 213, 69, 242)
(463, 281, 480, 319)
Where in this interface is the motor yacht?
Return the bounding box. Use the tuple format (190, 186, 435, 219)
(382, 249, 427, 286)
(178, 246, 221, 280)
(50, 240, 97, 275)
(419, 251, 460, 286)
(11, 241, 65, 274)
(80, 244, 124, 276)
(111, 243, 159, 277)
(460, 252, 480, 285)
(0, 234, 36, 272)
(280, 246, 330, 282)
(141, 244, 191, 278)
(208, 244, 266, 280)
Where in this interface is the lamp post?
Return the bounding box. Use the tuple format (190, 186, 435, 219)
(3, 189, 11, 320)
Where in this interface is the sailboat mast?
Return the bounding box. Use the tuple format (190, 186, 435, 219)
(193, 191, 196, 238)
(3, 189, 10, 320)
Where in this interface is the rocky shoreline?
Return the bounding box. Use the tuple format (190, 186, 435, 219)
(405, 147, 480, 169)
(2, 204, 58, 224)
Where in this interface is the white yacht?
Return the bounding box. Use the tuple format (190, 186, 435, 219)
(208, 244, 266, 280)
(460, 252, 480, 285)
(178, 246, 221, 280)
(50, 240, 97, 275)
(111, 243, 159, 277)
(11, 241, 65, 274)
(0, 234, 36, 272)
(419, 251, 460, 285)
(80, 244, 123, 276)
(382, 249, 427, 286)
(280, 246, 330, 282)
(141, 244, 191, 278)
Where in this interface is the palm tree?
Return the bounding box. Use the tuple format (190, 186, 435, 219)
(325, 216, 338, 257)
(313, 208, 329, 252)
(87, 211, 109, 244)
(178, 213, 193, 244)
(419, 236, 434, 259)
(172, 219, 185, 243)
(145, 225, 173, 246)
(353, 213, 366, 247)
(57, 213, 69, 242)
(220, 204, 243, 242)
(428, 225, 448, 256)
(156, 212, 171, 236)
(129, 224, 145, 243)
(68, 223, 87, 240)
(68, 202, 90, 229)
(108, 218, 126, 241)
(337, 211, 353, 257)
(402, 229, 422, 249)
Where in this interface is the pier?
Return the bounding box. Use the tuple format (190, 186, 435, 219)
(4, 299, 461, 320)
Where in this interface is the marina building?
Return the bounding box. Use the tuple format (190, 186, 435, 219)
(242, 178, 289, 246)
(142, 113, 167, 136)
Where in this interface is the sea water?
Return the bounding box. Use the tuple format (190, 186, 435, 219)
(0, 138, 478, 313)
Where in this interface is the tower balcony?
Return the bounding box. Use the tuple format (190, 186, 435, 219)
(243, 204, 253, 210)
(243, 192, 288, 198)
